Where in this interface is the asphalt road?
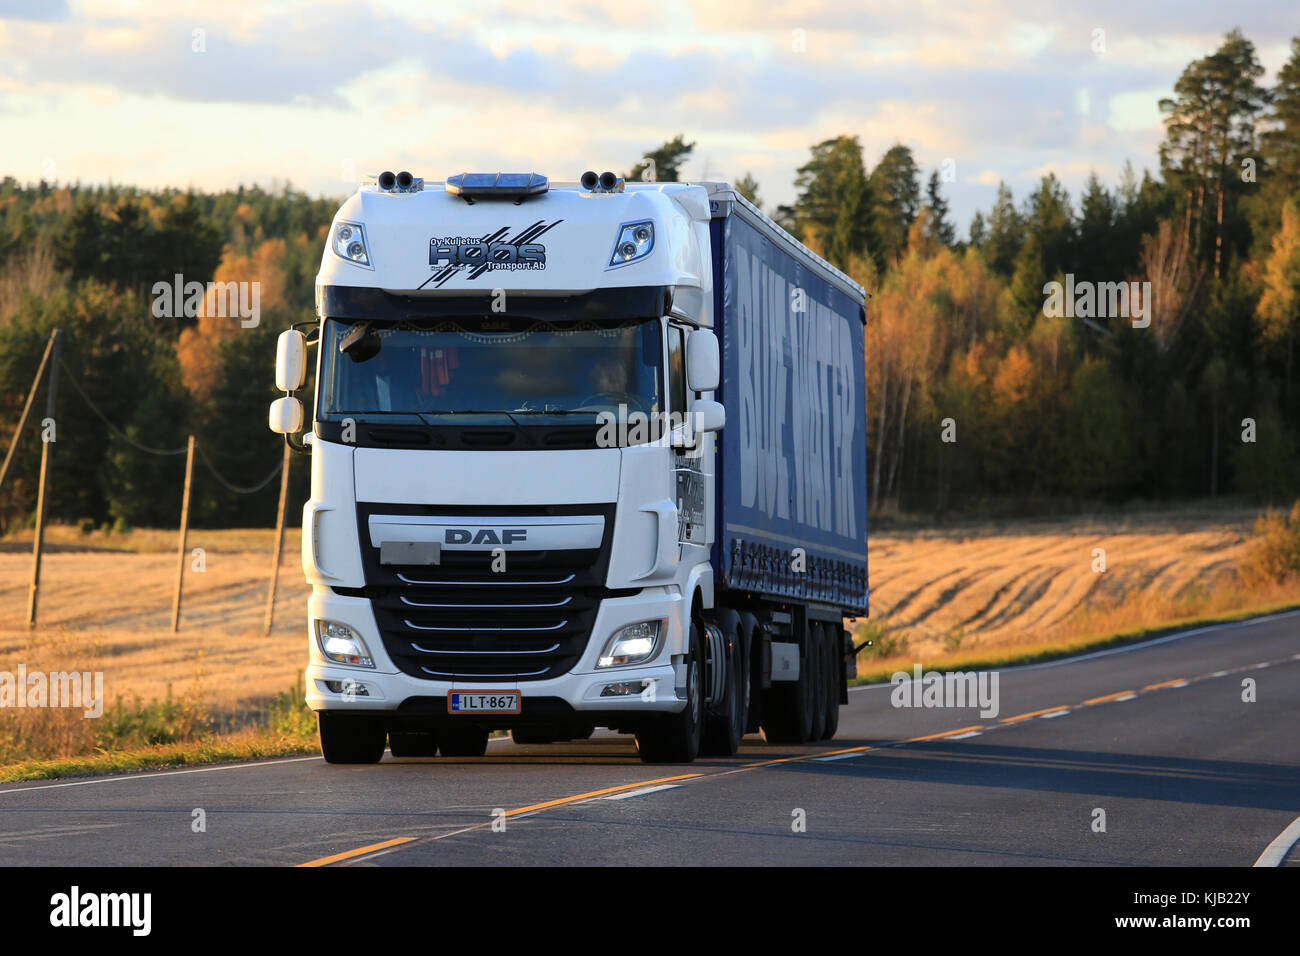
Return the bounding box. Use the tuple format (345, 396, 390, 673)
(3, 611, 1300, 867)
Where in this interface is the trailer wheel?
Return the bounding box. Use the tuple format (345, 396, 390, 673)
(318, 712, 386, 764)
(808, 623, 826, 741)
(760, 628, 817, 745)
(635, 622, 703, 763)
(389, 729, 439, 757)
(740, 613, 761, 735)
(701, 611, 744, 756)
(439, 726, 490, 757)
(821, 624, 841, 740)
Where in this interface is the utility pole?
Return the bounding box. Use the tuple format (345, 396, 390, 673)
(171, 435, 196, 633)
(263, 442, 291, 635)
(26, 329, 62, 627)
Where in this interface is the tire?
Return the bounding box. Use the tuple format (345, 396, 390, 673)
(760, 627, 817, 745)
(389, 729, 439, 757)
(701, 612, 744, 757)
(822, 624, 841, 740)
(318, 712, 386, 764)
(439, 725, 490, 757)
(510, 727, 555, 745)
(635, 622, 703, 763)
(808, 623, 826, 742)
(740, 613, 761, 735)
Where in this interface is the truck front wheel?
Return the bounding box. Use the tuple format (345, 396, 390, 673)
(701, 611, 745, 756)
(318, 712, 386, 764)
(635, 623, 703, 763)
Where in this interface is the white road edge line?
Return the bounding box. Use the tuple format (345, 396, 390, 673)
(812, 752, 866, 761)
(946, 731, 982, 740)
(1039, 709, 1071, 719)
(1254, 814, 1300, 867)
(603, 784, 682, 800)
(0, 756, 323, 795)
(849, 608, 1300, 690)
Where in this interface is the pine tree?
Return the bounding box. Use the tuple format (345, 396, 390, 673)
(868, 144, 921, 264)
(924, 170, 956, 248)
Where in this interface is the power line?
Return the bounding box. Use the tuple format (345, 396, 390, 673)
(57, 359, 188, 455)
(195, 443, 283, 495)
(57, 358, 283, 495)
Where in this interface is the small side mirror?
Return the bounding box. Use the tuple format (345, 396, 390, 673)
(269, 396, 304, 435)
(686, 329, 719, 392)
(695, 399, 725, 433)
(275, 329, 307, 391)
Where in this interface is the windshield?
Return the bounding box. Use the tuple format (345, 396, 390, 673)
(319, 317, 662, 421)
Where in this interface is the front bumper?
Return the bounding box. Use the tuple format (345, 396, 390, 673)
(303, 585, 687, 717)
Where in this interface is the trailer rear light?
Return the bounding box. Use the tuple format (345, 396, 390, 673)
(316, 620, 375, 668)
(332, 221, 373, 269)
(597, 620, 661, 668)
(608, 220, 654, 268)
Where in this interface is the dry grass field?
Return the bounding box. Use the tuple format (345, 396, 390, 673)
(0, 510, 1293, 722)
(863, 508, 1295, 662)
(0, 526, 311, 716)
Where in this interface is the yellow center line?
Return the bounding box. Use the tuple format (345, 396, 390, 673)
(505, 772, 702, 817)
(905, 724, 984, 741)
(1083, 690, 1135, 706)
(298, 772, 704, 865)
(298, 836, 416, 868)
(1142, 678, 1188, 691)
(1000, 706, 1067, 723)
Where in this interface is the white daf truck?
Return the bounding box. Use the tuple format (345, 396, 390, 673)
(269, 169, 869, 764)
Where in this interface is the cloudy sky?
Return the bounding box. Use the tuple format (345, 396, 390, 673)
(1, 0, 1295, 232)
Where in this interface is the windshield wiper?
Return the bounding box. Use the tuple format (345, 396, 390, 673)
(424, 410, 523, 428)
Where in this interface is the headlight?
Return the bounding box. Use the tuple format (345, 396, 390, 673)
(332, 221, 373, 269)
(315, 620, 374, 668)
(607, 220, 654, 268)
(597, 621, 662, 668)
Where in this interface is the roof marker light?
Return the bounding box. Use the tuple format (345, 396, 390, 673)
(445, 172, 548, 201)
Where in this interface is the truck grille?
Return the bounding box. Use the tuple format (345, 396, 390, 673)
(354, 503, 615, 682)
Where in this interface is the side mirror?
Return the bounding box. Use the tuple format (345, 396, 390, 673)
(686, 329, 719, 392)
(694, 399, 725, 433)
(275, 329, 307, 391)
(269, 396, 304, 435)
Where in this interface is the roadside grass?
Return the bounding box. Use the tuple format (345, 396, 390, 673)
(0, 672, 318, 783)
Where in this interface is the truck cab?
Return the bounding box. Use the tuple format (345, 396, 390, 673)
(270, 170, 867, 764)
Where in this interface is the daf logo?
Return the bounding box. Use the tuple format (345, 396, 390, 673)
(445, 528, 528, 545)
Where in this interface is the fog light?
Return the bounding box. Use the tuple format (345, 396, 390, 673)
(315, 620, 374, 668)
(597, 621, 661, 668)
(600, 680, 649, 697)
(323, 679, 370, 697)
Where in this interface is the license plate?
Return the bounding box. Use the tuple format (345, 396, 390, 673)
(447, 690, 520, 714)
